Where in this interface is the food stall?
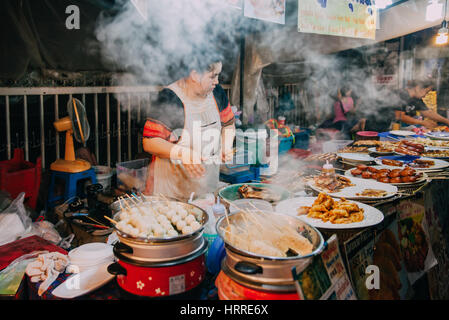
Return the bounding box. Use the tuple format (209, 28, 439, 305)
(1, 0, 449, 304)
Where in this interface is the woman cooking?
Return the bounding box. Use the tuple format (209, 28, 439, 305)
(142, 59, 235, 201)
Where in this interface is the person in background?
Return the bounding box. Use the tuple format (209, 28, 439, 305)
(394, 79, 449, 129)
(327, 86, 365, 136)
(141, 58, 235, 201)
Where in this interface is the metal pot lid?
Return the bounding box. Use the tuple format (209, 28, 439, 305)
(115, 232, 206, 263)
(113, 239, 208, 268)
(216, 211, 325, 261)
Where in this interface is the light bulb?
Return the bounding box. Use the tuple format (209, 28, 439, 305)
(436, 30, 449, 44)
(426, 0, 444, 22)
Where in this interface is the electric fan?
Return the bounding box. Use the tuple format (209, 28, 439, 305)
(50, 98, 91, 173)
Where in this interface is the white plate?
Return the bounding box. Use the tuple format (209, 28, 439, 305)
(307, 175, 398, 200)
(275, 197, 384, 229)
(51, 261, 114, 299)
(337, 153, 375, 163)
(389, 130, 415, 136)
(424, 132, 449, 141)
(373, 156, 444, 171)
(421, 147, 449, 160)
(368, 147, 394, 155)
(344, 165, 428, 186)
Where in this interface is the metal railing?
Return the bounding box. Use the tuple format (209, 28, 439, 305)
(0, 85, 232, 170)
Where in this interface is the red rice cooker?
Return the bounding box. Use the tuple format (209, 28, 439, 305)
(108, 239, 208, 299)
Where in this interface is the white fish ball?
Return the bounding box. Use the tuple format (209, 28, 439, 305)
(185, 215, 196, 225)
(176, 220, 187, 231)
(153, 225, 165, 237)
(182, 226, 193, 235)
(157, 215, 169, 224)
(171, 215, 180, 224)
(177, 208, 188, 219)
(161, 221, 173, 230)
(190, 221, 201, 231)
(167, 229, 179, 237)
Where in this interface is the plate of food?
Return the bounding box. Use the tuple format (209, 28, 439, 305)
(421, 147, 449, 160)
(337, 153, 375, 164)
(218, 183, 293, 205)
(424, 132, 449, 141)
(368, 146, 395, 155)
(275, 194, 384, 229)
(410, 138, 449, 149)
(345, 165, 428, 186)
(375, 155, 449, 171)
(306, 173, 397, 200)
(389, 130, 416, 136)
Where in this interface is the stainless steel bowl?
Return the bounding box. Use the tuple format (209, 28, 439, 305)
(216, 211, 326, 291)
(216, 211, 325, 261)
(111, 197, 208, 243)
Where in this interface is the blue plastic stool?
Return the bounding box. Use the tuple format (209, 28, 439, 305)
(47, 168, 97, 209)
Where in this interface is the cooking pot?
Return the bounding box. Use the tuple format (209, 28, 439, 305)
(108, 239, 208, 298)
(216, 211, 325, 292)
(111, 197, 208, 243)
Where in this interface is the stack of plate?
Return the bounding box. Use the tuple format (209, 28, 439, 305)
(337, 153, 375, 166)
(68, 242, 114, 272)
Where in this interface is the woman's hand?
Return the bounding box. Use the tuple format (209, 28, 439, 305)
(421, 119, 438, 130)
(221, 148, 234, 163)
(180, 149, 206, 178)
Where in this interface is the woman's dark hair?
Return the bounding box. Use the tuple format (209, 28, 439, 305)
(406, 78, 435, 89)
(340, 86, 352, 97)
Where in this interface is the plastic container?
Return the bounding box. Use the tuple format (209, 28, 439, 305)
(322, 161, 336, 179)
(212, 197, 227, 220)
(293, 130, 310, 150)
(235, 129, 268, 165)
(279, 136, 294, 154)
(322, 140, 352, 153)
(116, 159, 149, 192)
(220, 150, 253, 175)
(93, 166, 113, 192)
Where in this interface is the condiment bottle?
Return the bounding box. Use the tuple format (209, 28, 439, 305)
(212, 197, 227, 220)
(322, 160, 335, 178)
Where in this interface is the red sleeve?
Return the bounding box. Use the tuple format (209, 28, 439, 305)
(219, 104, 235, 127)
(143, 119, 172, 140)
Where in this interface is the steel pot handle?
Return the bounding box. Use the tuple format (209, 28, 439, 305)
(107, 262, 127, 276)
(234, 261, 263, 275)
(115, 242, 133, 254)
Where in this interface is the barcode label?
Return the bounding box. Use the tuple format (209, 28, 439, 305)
(169, 274, 185, 295)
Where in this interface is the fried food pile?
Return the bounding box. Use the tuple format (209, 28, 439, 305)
(298, 193, 364, 224)
(238, 184, 282, 202)
(355, 189, 388, 197)
(313, 174, 354, 193)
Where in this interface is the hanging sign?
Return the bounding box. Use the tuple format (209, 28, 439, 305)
(298, 0, 377, 39)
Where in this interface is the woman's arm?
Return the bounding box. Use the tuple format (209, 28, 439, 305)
(395, 111, 437, 129)
(221, 123, 236, 162)
(143, 138, 205, 177)
(420, 109, 449, 126)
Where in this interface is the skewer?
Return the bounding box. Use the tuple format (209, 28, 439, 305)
(104, 216, 117, 225)
(86, 216, 107, 226)
(219, 227, 248, 242)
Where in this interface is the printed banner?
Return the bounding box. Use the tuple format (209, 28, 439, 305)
(396, 197, 437, 285)
(244, 0, 286, 25)
(298, 0, 377, 39)
(293, 234, 356, 300)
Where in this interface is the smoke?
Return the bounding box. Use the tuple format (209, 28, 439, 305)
(94, 0, 242, 87)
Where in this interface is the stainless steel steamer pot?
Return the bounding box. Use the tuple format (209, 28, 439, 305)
(216, 212, 326, 292)
(110, 196, 208, 262)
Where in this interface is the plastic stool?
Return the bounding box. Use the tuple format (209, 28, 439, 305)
(47, 168, 97, 209)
